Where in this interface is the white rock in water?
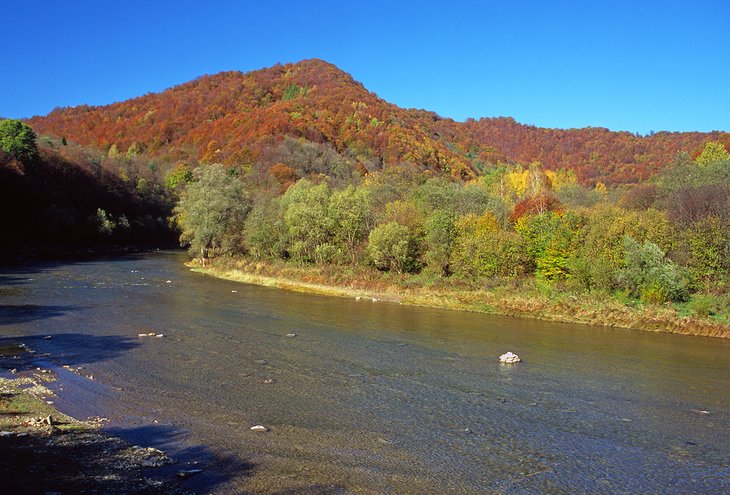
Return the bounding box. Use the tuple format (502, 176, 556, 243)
(499, 352, 521, 364)
(250, 425, 269, 432)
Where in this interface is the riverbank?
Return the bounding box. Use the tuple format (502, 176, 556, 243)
(192, 257, 730, 339)
(0, 342, 186, 494)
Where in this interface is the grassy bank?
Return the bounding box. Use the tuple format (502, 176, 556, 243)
(192, 257, 730, 339)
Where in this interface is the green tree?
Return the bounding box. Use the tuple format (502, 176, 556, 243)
(174, 164, 251, 259)
(329, 185, 372, 264)
(617, 236, 688, 303)
(451, 212, 528, 278)
(0, 119, 38, 161)
(579, 205, 672, 267)
(92, 208, 115, 237)
(684, 216, 730, 287)
(515, 212, 584, 281)
(244, 196, 288, 259)
(423, 209, 457, 276)
(281, 179, 334, 263)
(367, 221, 414, 273)
(164, 163, 194, 191)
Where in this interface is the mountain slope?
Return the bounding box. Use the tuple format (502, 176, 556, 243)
(28, 59, 729, 185)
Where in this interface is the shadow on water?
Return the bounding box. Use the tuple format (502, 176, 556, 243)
(0, 423, 255, 495)
(0, 274, 32, 286)
(105, 423, 257, 494)
(0, 333, 141, 372)
(0, 304, 78, 325)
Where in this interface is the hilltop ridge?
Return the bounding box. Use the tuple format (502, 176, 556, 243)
(28, 59, 729, 184)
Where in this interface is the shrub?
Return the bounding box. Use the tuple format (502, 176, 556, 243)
(617, 236, 689, 303)
(367, 221, 417, 273)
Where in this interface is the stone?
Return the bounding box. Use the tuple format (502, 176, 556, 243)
(499, 352, 521, 364)
(285, 333, 296, 338)
(250, 425, 269, 432)
(177, 469, 203, 479)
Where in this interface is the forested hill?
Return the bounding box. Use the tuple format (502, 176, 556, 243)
(28, 59, 728, 185)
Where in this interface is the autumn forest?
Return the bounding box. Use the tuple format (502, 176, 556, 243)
(2, 59, 728, 329)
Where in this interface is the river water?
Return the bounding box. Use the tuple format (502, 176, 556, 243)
(1, 251, 729, 494)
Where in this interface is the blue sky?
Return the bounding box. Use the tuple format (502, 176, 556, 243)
(2, 1, 728, 133)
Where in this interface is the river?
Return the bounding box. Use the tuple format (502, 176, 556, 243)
(1, 251, 729, 494)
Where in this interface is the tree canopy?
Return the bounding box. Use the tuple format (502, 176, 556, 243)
(0, 119, 38, 161)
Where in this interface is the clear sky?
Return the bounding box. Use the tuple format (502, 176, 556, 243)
(2, 0, 728, 134)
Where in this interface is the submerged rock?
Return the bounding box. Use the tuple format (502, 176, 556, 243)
(116, 445, 174, 469)
(177, 468, 203, 479)
(499, 352, 521, 364)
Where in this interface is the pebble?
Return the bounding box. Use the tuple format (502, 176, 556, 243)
(285, 333, 297, 338)
(255, 360, 268, 365)
(177, 469, 203, 479)
(262, 379, 275, 384)
(250, 425, 269, 432)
